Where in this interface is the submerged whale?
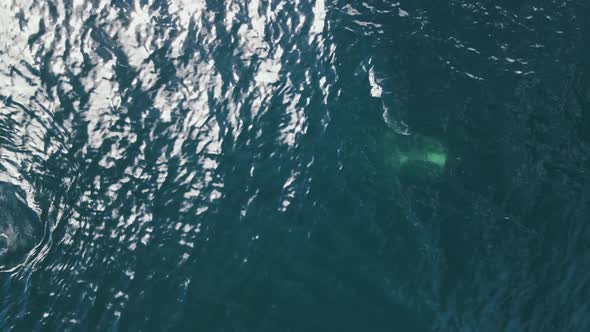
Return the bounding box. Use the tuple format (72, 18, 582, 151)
(381, 132, 448, 181)
(0, 181, 42, 270)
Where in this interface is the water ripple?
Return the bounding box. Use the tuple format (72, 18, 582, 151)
(1, 0, 588, 330)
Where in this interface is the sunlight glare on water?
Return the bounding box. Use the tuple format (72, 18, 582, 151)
(1, 0, 589, 331)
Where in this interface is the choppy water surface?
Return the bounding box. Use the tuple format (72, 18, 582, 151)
(1, 0, 589, 330)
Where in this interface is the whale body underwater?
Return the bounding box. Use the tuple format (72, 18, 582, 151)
(0, 181, 42, 270)
(380, 132, 449, 181)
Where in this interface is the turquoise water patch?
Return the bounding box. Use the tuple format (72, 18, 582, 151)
(0, 0, 586, 331)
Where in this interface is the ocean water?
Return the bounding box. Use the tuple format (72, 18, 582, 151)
(1, 0, 589, 331)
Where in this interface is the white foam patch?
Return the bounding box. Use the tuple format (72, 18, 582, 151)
(368, 66, 383, 98)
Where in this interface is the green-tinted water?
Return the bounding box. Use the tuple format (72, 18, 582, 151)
(1, 0, 589, 331)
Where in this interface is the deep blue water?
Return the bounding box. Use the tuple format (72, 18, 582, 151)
(1, 0, 590, 331)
